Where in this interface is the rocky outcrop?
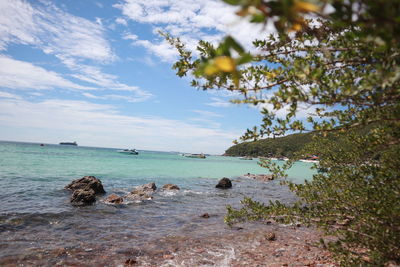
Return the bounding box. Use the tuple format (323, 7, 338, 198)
(243, 173, 274, 182)
(65, 176, 106, 194)
(126, 182, 157, 200)
(65, 176, 105, 206)
(162, 184, 180, 190)
(105, 194, 123, 204)
(70, 189, 96, 206)
(215, 178, 232, 189)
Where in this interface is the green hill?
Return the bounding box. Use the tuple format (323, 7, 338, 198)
(224, 132, 314, 158)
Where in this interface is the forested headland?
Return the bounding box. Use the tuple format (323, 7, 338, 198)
(224, 133, 313, 158)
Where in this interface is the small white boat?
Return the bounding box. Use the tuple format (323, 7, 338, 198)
(118, 149, 139, 155)
(238, 156, 253, 160)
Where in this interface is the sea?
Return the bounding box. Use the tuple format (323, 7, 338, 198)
(0, 141, 317, 266)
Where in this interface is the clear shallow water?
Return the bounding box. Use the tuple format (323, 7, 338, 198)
(0, 141, 316, 265)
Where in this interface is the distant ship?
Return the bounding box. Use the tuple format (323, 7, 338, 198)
(59, 141, 77, 146)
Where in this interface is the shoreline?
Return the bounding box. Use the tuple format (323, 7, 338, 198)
(0, 175, 337, 266)
(0, 221, 336, 266)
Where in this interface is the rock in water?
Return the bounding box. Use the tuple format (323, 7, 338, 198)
(243, 173, 274, 182)
(126, 182, 157, 200)
(131, 182, 156, 194)
(126, 192, 153, 201)
(215, 177, 232, 189)
(70, 189, 96, 206)
(105, 194, 123, 204)
(65, 176, 106, 194)
(162, 184, 180, 190)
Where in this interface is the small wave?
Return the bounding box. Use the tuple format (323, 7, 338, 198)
(159, 190, 179, 197)
(182, 189, 207, 196)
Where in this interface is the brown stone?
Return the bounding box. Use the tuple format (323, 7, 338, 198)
(162, 184, 180, 190)
(105, 194, 123, 204)
(65, 176, 106, 194)
(265, 232, 276, 241)
(131, 182, 156, 194)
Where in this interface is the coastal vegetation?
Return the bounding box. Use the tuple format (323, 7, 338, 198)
(224, 132, 313, 157)
(167, 0, 400, 265)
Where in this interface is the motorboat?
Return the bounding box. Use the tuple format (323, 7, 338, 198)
(118, 149, 139, 155)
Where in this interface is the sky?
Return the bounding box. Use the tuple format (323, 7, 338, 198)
(0, 0, 274, 154)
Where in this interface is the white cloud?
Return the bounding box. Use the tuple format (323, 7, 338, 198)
(114, 0, 272, 62)
(0, 55, 93, 90)
(192, 110, 223, 118)
(132, 39, 178, 62)
(0, 91, 22, 100)
(206, 97, 232, 108)
(0, 0, 115, 62)
(116, 17, 128, 26)
(123, 33, 138, 41)
(82, 92, 148, 103)
(0, 0, 153, 101)
(0, 98, 239, 154)
(256, 102, 317, 119)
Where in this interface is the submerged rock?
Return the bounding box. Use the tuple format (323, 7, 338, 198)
(127, 182, 157, 200)
(131, 182, 156, 194)
(70, 189, 96, 206)
(105, 194, 123, 204)
(65, 176, 106, 194)
(243, 173, 274, 182)
(162, 184, 180, 190)
(215, 177, 232, 189)
(200, 213, 210, 218)
(126, 192, 153, 201)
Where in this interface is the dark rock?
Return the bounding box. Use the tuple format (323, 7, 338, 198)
(65, 176, 106, 194)
(215, 177, 232, 189)
(162, 184, 180, 190)
(200, 213, 210, 218)
(70, 189, 96, 206)
(105, 194, 123, 204)
(265, 232, 276, 241)
(125, 258, 137, 265)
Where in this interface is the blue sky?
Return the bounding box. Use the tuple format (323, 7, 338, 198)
(0, 0, 277, 154)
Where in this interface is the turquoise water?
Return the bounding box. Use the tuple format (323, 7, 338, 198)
(0, 141, 316, 265)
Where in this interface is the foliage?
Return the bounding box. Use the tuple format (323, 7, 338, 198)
(225, 132, 314, 157)
(166, 0, 400, 265)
